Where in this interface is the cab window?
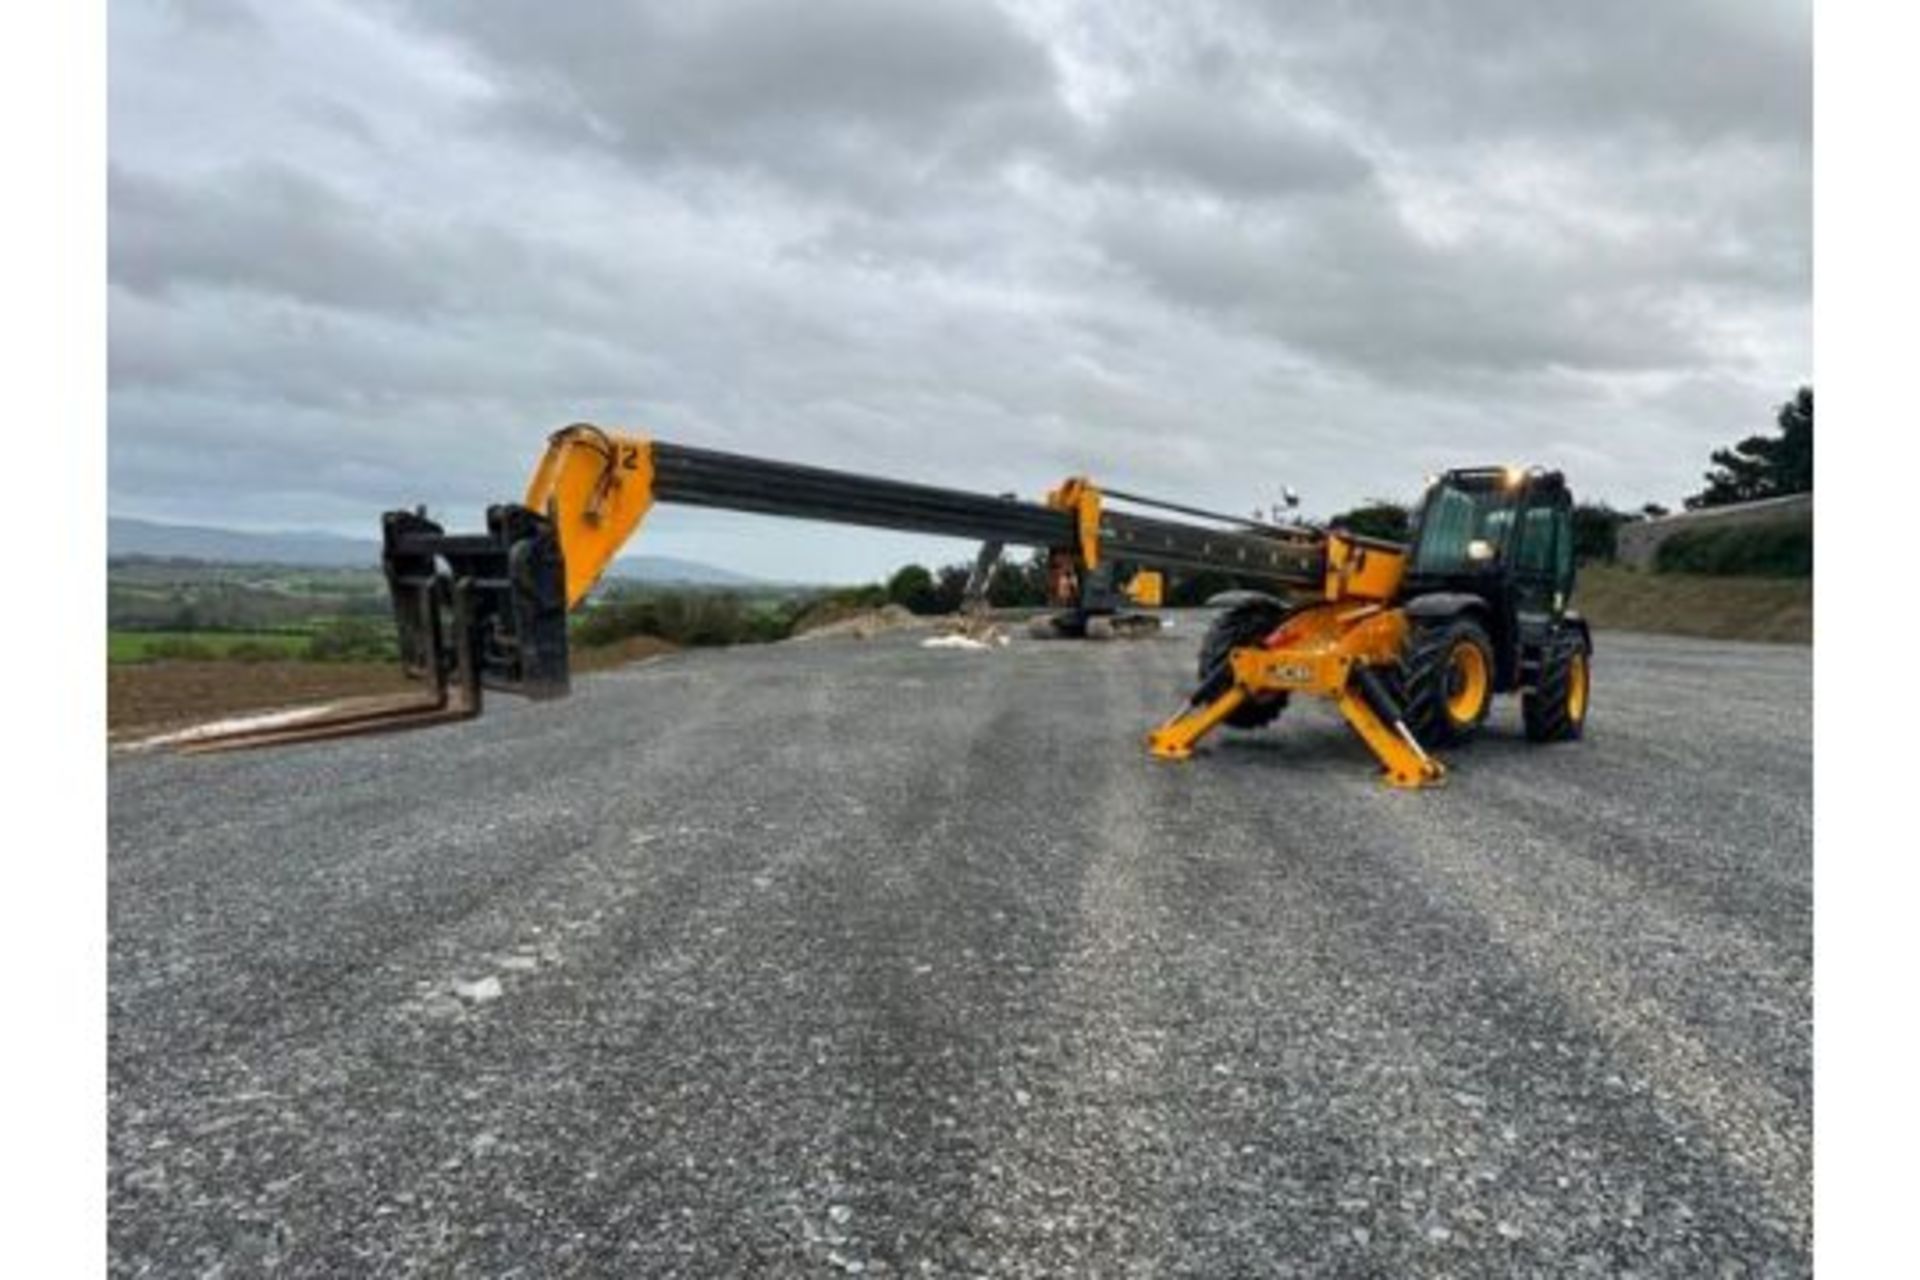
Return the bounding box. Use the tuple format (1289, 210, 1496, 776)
(1411, 483, 1515, 573)
(1516, 506, 1558, 574)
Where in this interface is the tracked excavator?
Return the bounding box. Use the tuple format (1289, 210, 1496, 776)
(181, 425, 1592, 786)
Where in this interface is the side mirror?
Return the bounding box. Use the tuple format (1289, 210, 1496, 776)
(1467, 538, 1496, 563)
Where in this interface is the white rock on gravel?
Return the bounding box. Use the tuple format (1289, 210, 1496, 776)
(453, 977, 503, 1003)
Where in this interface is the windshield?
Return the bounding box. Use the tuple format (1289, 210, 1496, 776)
(1411, 483, 1515, 573)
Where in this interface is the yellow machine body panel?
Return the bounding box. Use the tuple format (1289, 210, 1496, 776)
(1322, 533, 1406, 602)
(1224, 603, 1409, 694)
(523, 425, 657, 608)
(1125, 570, 1165, 608)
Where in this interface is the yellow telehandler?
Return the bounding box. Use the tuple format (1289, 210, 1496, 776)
(183, 425, 1592, 786)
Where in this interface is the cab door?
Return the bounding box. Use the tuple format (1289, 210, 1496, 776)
(1510, 487, 1571, 624)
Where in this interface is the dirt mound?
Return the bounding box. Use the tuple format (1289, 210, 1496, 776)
(792, 603, 923, 640)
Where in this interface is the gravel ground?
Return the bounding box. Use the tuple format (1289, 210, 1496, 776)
(108, 622, 1811, 1276)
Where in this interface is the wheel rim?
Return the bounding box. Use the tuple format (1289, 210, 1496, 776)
(1445, 642, 1490, 724)
(1568, 650, 1589, 722)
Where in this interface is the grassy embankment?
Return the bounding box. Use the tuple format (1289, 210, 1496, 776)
(1575, 565, 1810, 644)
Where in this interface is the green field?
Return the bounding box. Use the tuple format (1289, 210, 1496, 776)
(108, 629, 315, 664)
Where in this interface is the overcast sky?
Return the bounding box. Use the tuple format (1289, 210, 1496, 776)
(109, 0, 1810, 580)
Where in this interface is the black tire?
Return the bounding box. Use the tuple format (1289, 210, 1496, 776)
(1524, 632, 1591, 742)
(1397, 615, 1496, 748)
(1197, 601, 1290, 730)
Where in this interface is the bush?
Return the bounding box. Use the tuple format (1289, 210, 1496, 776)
(144, 636, 216, 661)
(886, 564, 941, 615)
(742, 604, 802, 644)
(574, 598, 659, 648)
(933, 563, 972, 613)
(1572, 503, 1632, 564)
(574, 590, 804, 648)
(835, 584, 888, 610)
(986, 553, 1049, 607)
(224, 640, 285, 663)
(307, 617, 400, 662)
(1328, 501, 1410, 542)
(1655, 518, 1812, 577)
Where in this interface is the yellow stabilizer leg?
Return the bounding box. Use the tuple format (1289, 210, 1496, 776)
(1148, 685, 1250, 760)
(1336, 685, 1445, 789)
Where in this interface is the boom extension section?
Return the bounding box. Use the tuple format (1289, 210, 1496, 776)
(383, 425, 1330, 699)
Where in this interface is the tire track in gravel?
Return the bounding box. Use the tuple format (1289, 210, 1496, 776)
(1364, 778, 1811, 1250)
(1106, 638, 1810, 1274)
(556, 645, 1094, 1274)
(1153, 741, 1809, 1274)
(952, 652, 1186, 1277)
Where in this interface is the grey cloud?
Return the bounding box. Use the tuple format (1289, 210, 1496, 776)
(109, 162, 608, 322)
(295, 94, 383, 148)
(406, 0, 1376, 211)
(106, 0, 1811, 569)
(1094, 193, 1712, 379)
(155, 0, 264, 37)
(1246, 0, 1809, 150)
(396, 0, 1072, 199)
(110, 163, 448, 311)
(1090, 86, 1372, 197)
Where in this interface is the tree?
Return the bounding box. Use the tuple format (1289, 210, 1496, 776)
(986, 552, 1050, 607)
(1640, 502, 1670, 520)
(885, 564, 940, 615)
(1686, 386, 1813, 510)
(931, 563, 972, 614)
(1328, 500, 1411, 542)
(1570, 503, 1631, 564)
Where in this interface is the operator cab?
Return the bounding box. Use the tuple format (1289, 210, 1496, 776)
(1406, 465, 1578, 689)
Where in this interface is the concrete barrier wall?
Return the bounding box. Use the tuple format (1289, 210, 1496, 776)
(1615, 492, 1812, 569)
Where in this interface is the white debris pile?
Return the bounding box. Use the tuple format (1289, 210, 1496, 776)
(920, 634, 995, 652)
(929, 609, 1013, 649)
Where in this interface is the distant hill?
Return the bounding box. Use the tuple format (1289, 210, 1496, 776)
(108, 516, 757, 585)
(110, 516, 372, 567)
(603, 557, 759, 587)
